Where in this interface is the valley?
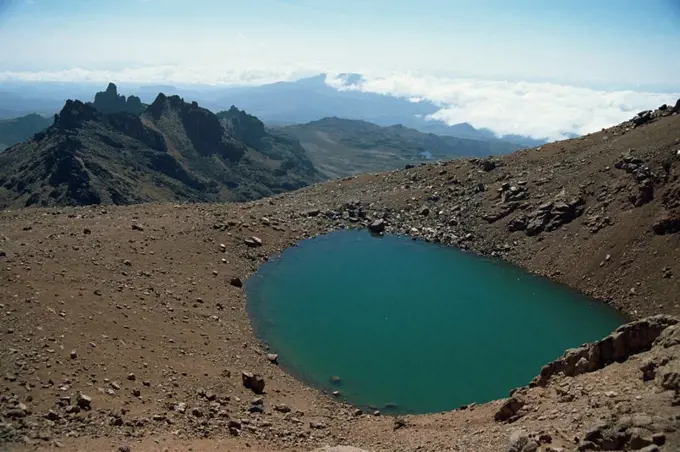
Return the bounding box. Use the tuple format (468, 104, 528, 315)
(1, 100, 679, 451)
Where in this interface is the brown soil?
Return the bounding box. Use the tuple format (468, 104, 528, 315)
(1, 111, 680, 451)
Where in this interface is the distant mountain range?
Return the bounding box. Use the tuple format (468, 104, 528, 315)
(280, 117, 518, 179)
(0, 74, 547, 147)
(0, 82, 534, 208)
(0, 85, 322, 208)
(0, 113, 53, 151)
(206, 75, 546, 148)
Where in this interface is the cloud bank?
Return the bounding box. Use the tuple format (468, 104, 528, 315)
(327, 73, 679, 141)
(1, 66, 677, 141)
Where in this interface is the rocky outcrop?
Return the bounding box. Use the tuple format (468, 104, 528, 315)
(53, 100, 99, 130)
(218, 106, 267, 148)
(92, 83, 145, 115)
(614, 151, 657, 207)
(494, 395, 526, 422)
(531, 315, 678, 387)
(577, 415, 668, 451)
(522, 193, 585, 236)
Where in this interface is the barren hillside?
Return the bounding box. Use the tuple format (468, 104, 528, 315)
(1, 104, 679, 451)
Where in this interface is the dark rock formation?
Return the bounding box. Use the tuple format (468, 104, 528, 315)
(92, 83, 145, 115)
(531, 315, 678, 387)
(0, 94, 323, 208)
(524, 194, 585, 236)
(54, 100, 99, 130)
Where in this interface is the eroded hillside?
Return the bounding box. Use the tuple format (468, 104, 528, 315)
(0, 103, 679, 452)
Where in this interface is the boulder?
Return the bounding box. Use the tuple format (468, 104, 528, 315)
(479, 158, 497, 172)
(76, 393, 92, 410)
(507, 216, 527, 232)
(652, 212, 680, 235)
(368, 219, 386, 233)
(242, 371, 265, 394)
(508, 430, 529, 452)
(655, 360, 680, 391)
(494, 396, 525, 422)
(244, 236, 263, 247)
(632, 110, 652, 126)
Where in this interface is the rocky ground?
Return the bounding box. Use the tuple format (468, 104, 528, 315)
(1, 105, 680, 451)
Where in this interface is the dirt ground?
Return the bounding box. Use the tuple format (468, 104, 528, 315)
(1, 110, 680, 451)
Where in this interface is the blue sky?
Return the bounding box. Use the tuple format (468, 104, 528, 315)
(1, 0, 679, 89)
(0, 0, 678, 139)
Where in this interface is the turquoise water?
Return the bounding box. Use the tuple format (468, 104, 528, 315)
(246, 229, 626, 415)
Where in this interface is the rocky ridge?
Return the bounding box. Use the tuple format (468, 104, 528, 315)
(0, 103, 680, 451)
(0, 94, 323, 208)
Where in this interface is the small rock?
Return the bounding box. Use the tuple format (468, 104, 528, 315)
(242, 371, 265, 394)
(175, 402, 187, 413)
(368, 219, 386, 233)
(118, 446, 131, 452)
(229, 419, 242, 430)
(70, 350, 77, 359)
(126, 373, 136, 381)
(230, 277, 243, 288)
(131, 224, 144, 231)
(393, 417, 408, 430)
(83, 228, 91, 235)
(639, 446, 659, 452)
(244, 236, 263, 247)
(76, 393, 92, 410)
(274, 404, 291, 413)
(266, 353, 279, 364)
(310, 421, 326, 429)
(651, 433, 665, 446)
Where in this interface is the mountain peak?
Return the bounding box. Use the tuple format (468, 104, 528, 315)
(92, 82, 144, 115)
(105, 82, 118, 96)
(54, 99, 99, 130)
(217, 106, 266, 146)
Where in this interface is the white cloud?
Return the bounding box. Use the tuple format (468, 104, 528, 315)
(326, 73, 679, 141)
(0, 65, 319, 87)
(0, 66, 677, 140)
